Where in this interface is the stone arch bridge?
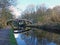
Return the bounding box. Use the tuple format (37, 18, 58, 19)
(6, 19, 60, 34)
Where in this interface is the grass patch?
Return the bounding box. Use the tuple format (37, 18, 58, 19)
(9, 28, 17, 45)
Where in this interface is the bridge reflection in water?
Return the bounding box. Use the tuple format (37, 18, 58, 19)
(7, 19, 60, 45)
(7, 19, 32, 33)
(14, 29, 60, 45)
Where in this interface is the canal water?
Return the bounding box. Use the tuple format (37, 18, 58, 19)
(14, 29, 60, 45)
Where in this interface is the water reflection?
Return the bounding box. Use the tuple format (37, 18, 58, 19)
(14, 29, 60, 45)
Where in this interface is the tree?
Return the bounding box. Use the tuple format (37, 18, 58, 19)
(21, 4, 60, 25)
(21, 4, 47, 23)
(0, 0, 16, 28)
(21, 4, 36, 20)
(50, 6, 60, 23)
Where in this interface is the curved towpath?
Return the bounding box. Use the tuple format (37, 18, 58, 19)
(0, 28, 11, 45)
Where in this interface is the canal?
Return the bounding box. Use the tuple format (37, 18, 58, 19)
(14, 28, 60, 45)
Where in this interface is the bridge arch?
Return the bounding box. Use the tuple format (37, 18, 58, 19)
(6, 19, 32, 30)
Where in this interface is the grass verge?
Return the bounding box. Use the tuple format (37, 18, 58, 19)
(9, 28, 17, 45)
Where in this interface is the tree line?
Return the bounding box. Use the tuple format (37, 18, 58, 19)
(21, 4, 60, 25)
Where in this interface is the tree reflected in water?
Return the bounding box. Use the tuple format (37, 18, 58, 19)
(18, 29, 60, 45)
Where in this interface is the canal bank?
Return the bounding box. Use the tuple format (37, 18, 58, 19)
(9, 28, 17, 45)
(0, 28, 17, 45)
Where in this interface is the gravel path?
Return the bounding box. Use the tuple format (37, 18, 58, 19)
(0, 28, 11, 45)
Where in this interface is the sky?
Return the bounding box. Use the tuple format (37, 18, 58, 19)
(10, 0, 60, 18)
(16, 0, 60, 10)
